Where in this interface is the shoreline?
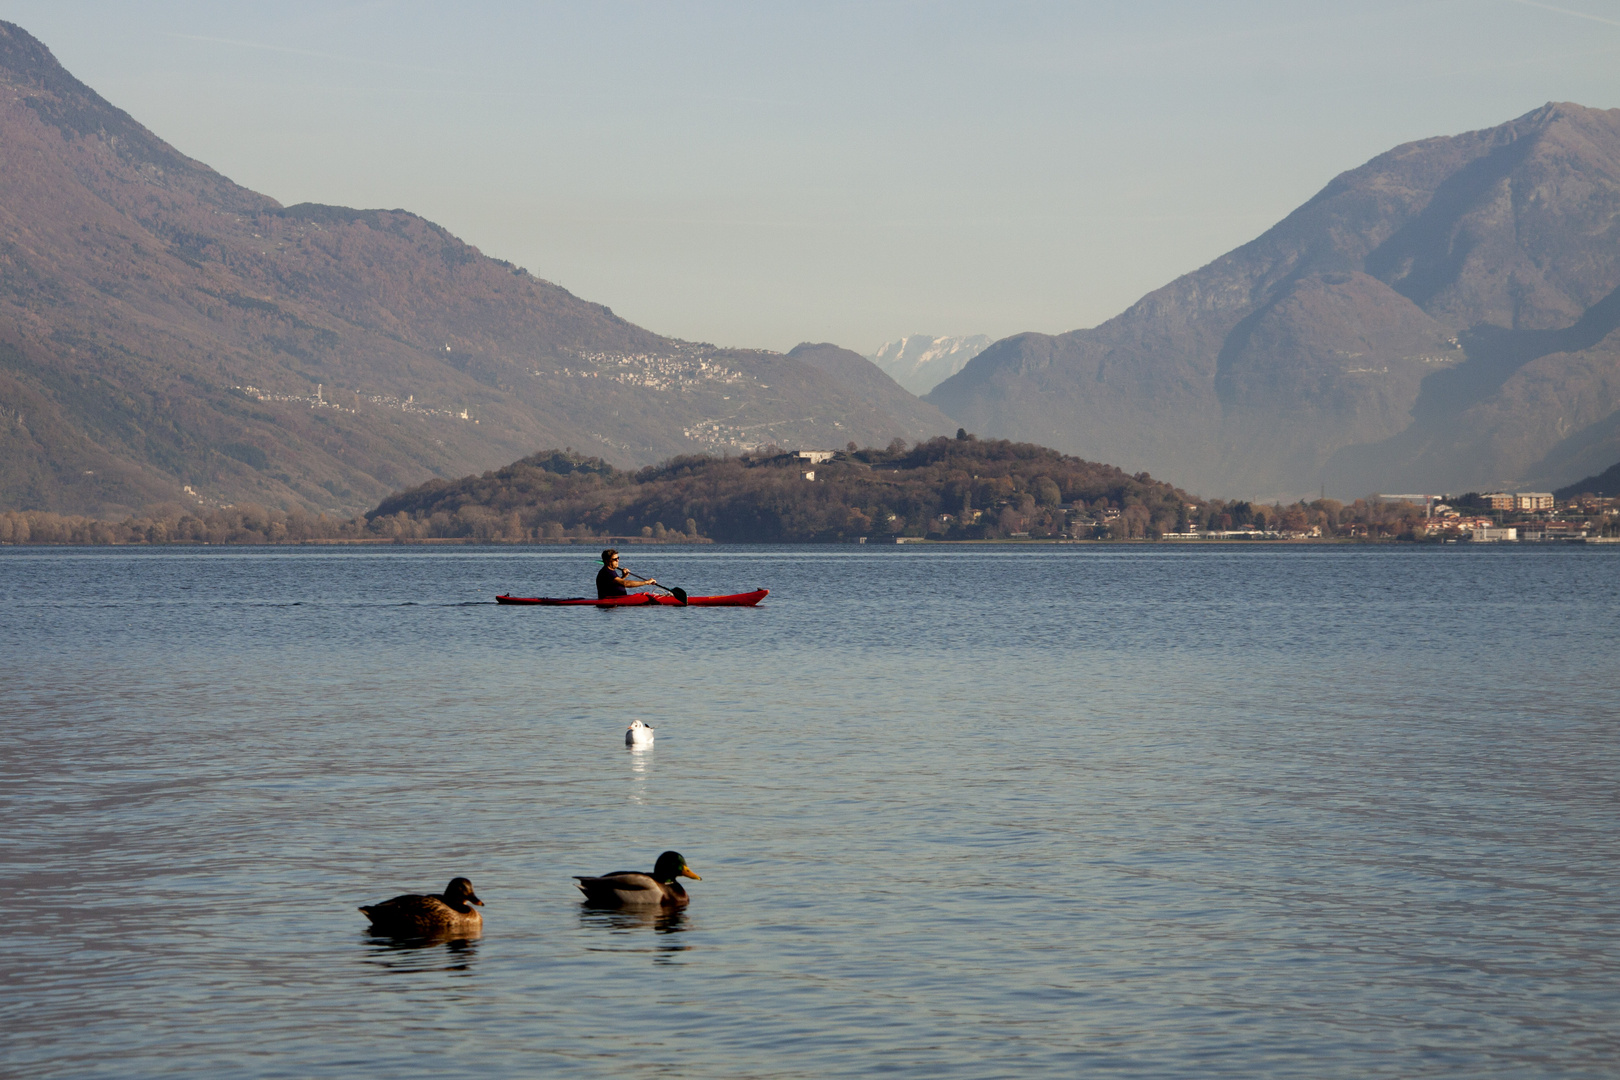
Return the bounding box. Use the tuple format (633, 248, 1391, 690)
(3, 536, 1614, 548)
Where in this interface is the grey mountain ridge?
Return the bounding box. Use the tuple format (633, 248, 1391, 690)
(786, 343, 957, 435)
(0, 21, 948, 516)
(928, 103, 1620, 500)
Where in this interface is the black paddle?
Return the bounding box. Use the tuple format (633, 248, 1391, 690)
(623, 567, 687, 605)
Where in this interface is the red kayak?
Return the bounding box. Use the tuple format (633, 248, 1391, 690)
(496, 588, 768, 607)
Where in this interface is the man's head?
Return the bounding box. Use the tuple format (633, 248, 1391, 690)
(601, 548, 619, 566)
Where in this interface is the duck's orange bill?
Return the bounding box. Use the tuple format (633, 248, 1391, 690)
(680, 867, 702, 880)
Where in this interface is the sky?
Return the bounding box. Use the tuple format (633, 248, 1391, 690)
(5, 0, 1619, 354)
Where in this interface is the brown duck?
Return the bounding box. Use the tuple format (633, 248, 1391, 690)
(360, 877, 484, 934)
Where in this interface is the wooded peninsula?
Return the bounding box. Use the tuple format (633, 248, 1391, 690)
(369, 434, 1187, 542)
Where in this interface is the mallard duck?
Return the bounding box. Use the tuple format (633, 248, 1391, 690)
(360, 877, 484, 934)
(574, 851, 700, 908)
(625, 719, 655, 747)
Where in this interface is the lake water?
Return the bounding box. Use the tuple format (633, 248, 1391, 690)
(1, 544, 1616, 1078)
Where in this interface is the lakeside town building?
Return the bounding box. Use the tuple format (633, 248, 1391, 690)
(1480, 492, 1555, 511)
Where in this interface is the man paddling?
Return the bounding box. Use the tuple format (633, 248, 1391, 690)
(596, 549, 658, 599)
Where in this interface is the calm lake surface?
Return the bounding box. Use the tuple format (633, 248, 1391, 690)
(1, 544, 1616, 1078)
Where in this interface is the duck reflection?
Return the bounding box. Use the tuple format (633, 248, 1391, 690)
(578, 903, 691, 959)
(362, 929, 482, 974)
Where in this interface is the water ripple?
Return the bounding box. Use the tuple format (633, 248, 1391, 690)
(1, 544, 1616, 1078)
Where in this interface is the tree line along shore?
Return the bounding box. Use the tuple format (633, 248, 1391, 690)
(10, 434, 1611, 546)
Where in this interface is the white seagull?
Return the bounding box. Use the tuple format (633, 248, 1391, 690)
(625, 719, 655, 747)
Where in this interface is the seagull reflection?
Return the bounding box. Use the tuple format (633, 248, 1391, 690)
(578, 903, 691, 959)
(362, 929, 482, 974)
(627, 741, 652, 802)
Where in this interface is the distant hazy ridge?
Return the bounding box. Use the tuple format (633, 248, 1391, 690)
(929, 104, 1620, 500)
(0, 22, 947, 516)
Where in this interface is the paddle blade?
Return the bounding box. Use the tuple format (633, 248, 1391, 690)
(672, 586, 688, 605)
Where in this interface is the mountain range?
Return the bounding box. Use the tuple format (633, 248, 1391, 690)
(7, 14, 1618, 516)
(868, 335, 992, 395)
(928, 103, 1620, 500)
(0, 22, 947, 516)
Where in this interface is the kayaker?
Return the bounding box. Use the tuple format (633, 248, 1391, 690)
(596, 549, 657, 599)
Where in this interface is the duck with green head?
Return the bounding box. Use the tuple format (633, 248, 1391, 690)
(359, 877, 484, 935)
(574, 851, 701, 908)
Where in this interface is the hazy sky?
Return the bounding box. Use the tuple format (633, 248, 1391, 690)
(6, 1, 1619, 353)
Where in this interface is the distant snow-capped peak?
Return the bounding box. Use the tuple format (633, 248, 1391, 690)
(867, 334, 992, 395)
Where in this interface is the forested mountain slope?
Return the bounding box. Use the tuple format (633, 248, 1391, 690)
(928, 103, 1620, 499)
(0, 21, 946, 516)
